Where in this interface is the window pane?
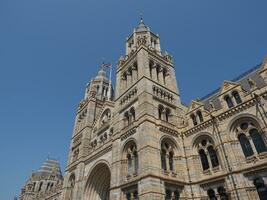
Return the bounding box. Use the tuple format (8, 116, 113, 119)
(238, 134, 254, 157)
(250, 129, 267, 154)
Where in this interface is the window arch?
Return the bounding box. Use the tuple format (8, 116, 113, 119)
(194, 137, 220, 171)
(224, 95, 234, 108)
(161, 139, 176, 172)
(232, 91, 242, 104)
(233, 119, 266, 158)
(125, 142, 138, 176)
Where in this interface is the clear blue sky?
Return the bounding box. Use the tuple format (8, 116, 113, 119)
(1, 0, 267, 199)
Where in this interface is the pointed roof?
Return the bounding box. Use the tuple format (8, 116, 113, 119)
(135, 17, 149, 32)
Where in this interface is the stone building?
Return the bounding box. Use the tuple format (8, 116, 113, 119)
(20, 19, 267, 200)
(19, 159, 63, 200)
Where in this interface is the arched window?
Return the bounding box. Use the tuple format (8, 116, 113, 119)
(224, 95, 234, 108)
(254, 177, 267, 200)
(126, 143, 138, 175)
(238, 134, 254, 157)
(207, 189, 217, 200)
(165, 108, 171, 123)
(232, 91, 242, 104)
(129, 107, 135, 123)
(207, 146, 219, 168)
(190, 114, 197, 126)
(169, 151, 174, 171)
(149, 61, 153, 78)
(161, 149, 167, 171)
(163, 68, 167, 85)
(165, 189, 172, 200)
(158, 105, 164, 120)
(217, 186, 229, 200)
(196, 110, 203, 123)
(199, 149, 209, 170)
(124, 111, 130, 126)
(161, 140, 175, 172)
(38, 182, 43, 192)
(250, 129, 267, 154)
(156, 65, 160, 82)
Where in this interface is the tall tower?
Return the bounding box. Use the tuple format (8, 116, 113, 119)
(61, 19, 187, 200)
(110, 19, 186, 199)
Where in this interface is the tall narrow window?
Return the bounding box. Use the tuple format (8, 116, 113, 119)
(218, 186, 228, 200)
(161, 149, 167, 171)
(163, 68, 167, 85)
(158, 105, 164, 120)
(207, 146, 219, 167)
(38, 182, 43, 192)
(169, 151, 174, 171)
(232, 91, 242, 104)
(126, 144, 138, 176)
(224, 95, 234, 108)
(190, 114, 198, 126)
(199, 149, 209, 170)
(165, 108, 171, 123)
(238, 134, 254, 157)
(250, 129, 267, 154)
(254, 177, 267, 200)
(156, 66, 160, 82)
(130, 107, 135, 121)
(165, 189, 172, 200)
(124, 112, 130, 126)
(149, 61, 153, 78)
(207, 189, 217, 200)
(197, 111, 203, 123)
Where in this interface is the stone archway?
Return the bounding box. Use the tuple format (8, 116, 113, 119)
(85, 162, 111, 200)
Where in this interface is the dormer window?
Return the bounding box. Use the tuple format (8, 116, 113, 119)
(232, 91, 242, 104)
(224, 95, 234, 108)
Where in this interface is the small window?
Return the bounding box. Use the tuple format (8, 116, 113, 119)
(232, 91, 242, 104)
(224, 95, 234, 108)
(190, 114, 198, 126)
(238, 134, 254, 157)
(197, 111, 203, 123)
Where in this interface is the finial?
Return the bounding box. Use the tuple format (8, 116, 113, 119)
(139, 12, 143, 23)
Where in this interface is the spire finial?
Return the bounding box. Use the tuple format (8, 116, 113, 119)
(139, 12, 143, 23)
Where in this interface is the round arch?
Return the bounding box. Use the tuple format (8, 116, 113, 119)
(84, 161, 111, 200)
(228, 113, 263, 133)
